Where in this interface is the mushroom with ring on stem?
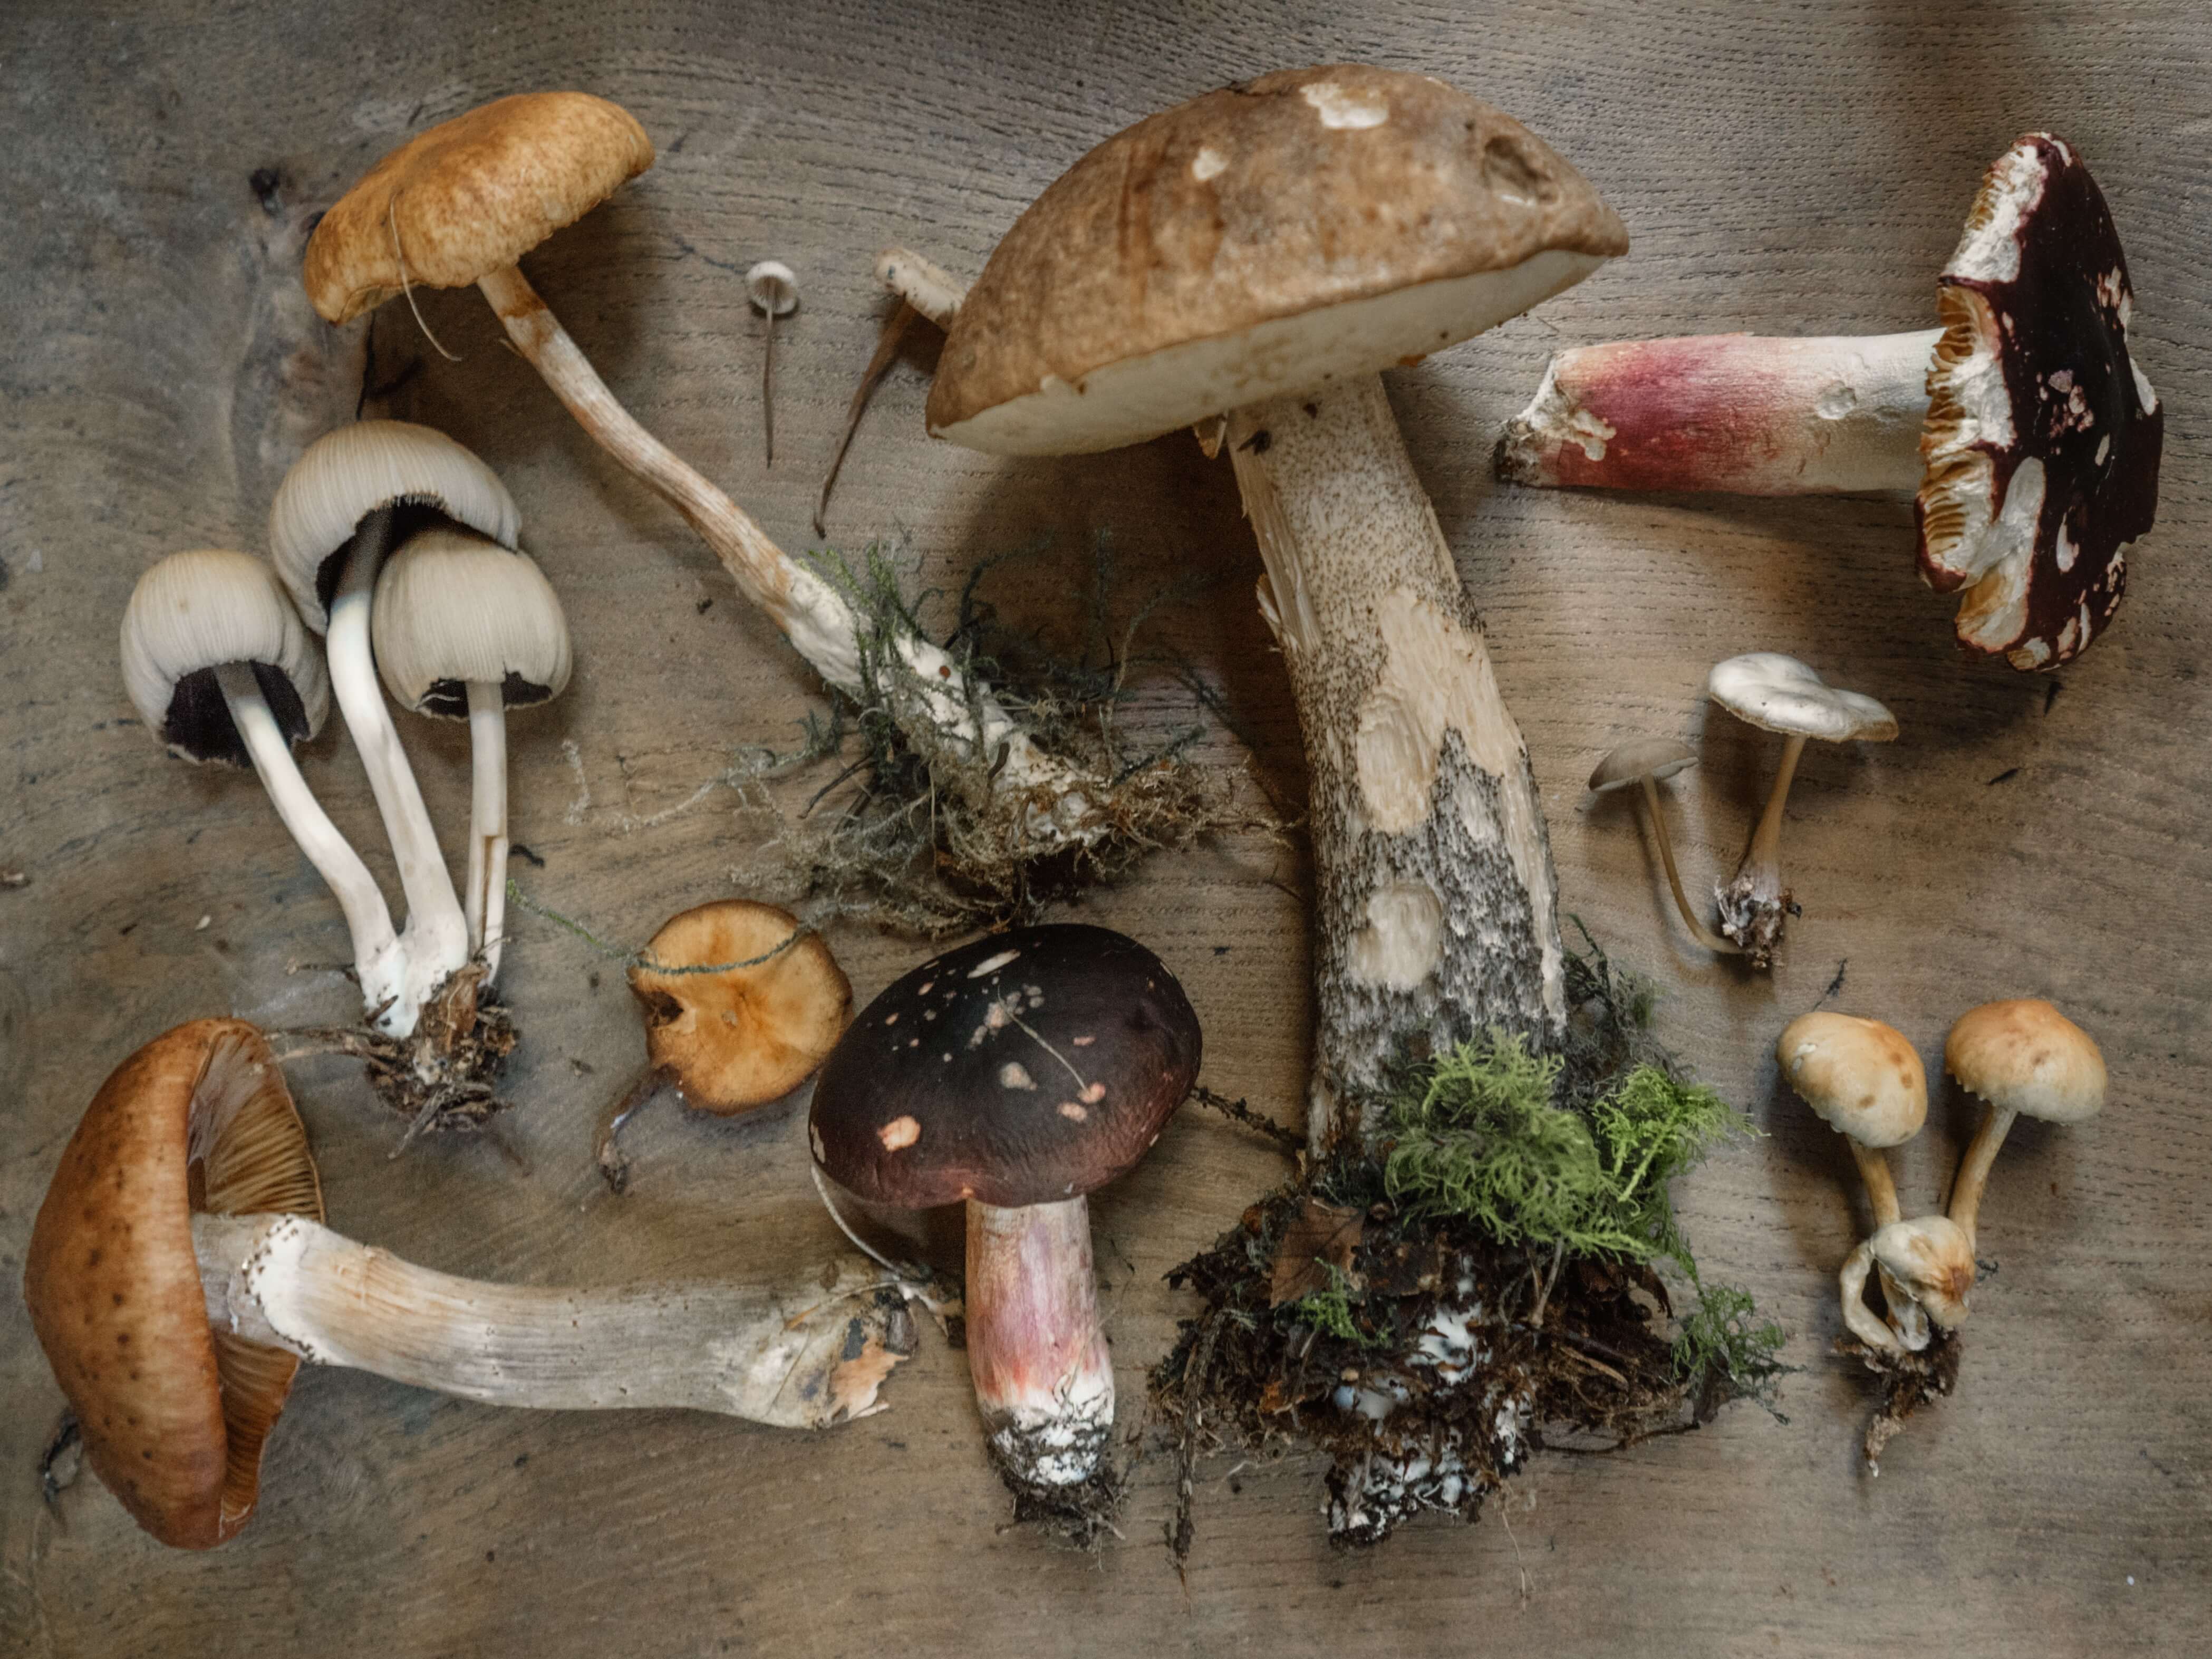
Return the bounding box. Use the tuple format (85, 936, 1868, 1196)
(809, 924, 1203, 1497)
(268, 419, 521, 1035)
(920, 64, 1626, 1147)
(1944, 998, 2106, 1248)
(120, 549, 408, 1029)
(22, 1019, 917, 1549)
(371, 525, 572, 982)
(598, 900, 853, 1193)
(1838, 1216, 1976, 1355)
(1497, 134, 2163, 671)
(1587, 737, 1739, 955)
(301, 92, 1102, 850)
(1705, 653, 1897, 968)
(1776, 1011, 1933, 1348)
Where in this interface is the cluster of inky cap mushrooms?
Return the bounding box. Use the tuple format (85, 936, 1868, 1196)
(37, 64, 2160, 1548)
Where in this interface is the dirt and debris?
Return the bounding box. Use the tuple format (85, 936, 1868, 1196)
(40, 1410, 81, 1516)
(1841, 1330, 1961, 1473)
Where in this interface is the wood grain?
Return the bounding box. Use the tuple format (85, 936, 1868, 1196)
(2, 1, 2206, 1654)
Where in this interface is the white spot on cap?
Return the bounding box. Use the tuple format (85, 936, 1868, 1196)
(1079, 1081, 1106, 1104)
(884, 1011, 899, 1025)
(916, 981, 934, 996)
(2096, 434, 2110, 466)
(2055, 523, 2079, 573)
(809, 1124, 825, 1161)
(1071, 1035, 1096, 1047)
(968, 949, 1020, 978)
(1000, 1062, 1037, 1091)
(1058, 1102, 1087, 1122)
(1192, 146, 1228, 182)
(1301, 81, 1387, 129)
(878, 1115, 921, 1151)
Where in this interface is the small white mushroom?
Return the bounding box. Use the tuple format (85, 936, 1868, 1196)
(745, 259, 798, 466)
(1587, 737, 1739, 955)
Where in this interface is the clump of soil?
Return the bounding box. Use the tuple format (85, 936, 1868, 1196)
(1152, 938, 1788, 1554)
(1840, 1329, 1962, 1473)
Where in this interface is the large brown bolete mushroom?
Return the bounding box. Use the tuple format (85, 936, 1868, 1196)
(809, 925, 1202, 1497)
(923, 65, 1626, 1145)
(302, 91, 1101, 848)
(1498, 134, 2163, 670)
(26, 1021, 915, 1547)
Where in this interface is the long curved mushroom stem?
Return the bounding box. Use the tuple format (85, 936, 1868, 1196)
(1842, 1140, 1928, 1349)
(1716, 732, 1806, 962)
(193, 1211, 912, 1427)
(964, 1198, 1114, 1490)
(213, 663, 408, 1021)
(323, 510, 468, 1030)
(471, 264, 1101, 846)
(1946, 1102, 2019, 1248)
(1635, 775, 1742, 954)
(463, 680, 508, 978)
(1498, 330, 1945, 495)
(1838, 1238, 1903, 1353)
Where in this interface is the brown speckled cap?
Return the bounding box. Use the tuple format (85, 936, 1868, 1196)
(304, 91, 654, 326)
(810, 925, 1202, 1208)
(23, 1020, 325, 1549)
(1776, 1012, 1928, 1149)
(929, 64, 1627, 455)
(1945, 999, 2106, 1125)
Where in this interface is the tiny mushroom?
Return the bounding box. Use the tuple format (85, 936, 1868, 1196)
(1498, 134, 2163, 670)
(121, 549, 407, 1027)
(1944, 998, 2107, 1247)
(1588, 737, 1739, 954)
(1839, 1216, 1977, 1354)
(809, 925, 1202, 1494)
(372, 525, 573, 980)
(599, 901, 853, 1191)
(1705, 654, 1897, 967)
(269, 419, 521, 1034)
(744, 259, 797, 465)
(1776, 1011, 1933, 1347)
(25, 1020, 914, 1547)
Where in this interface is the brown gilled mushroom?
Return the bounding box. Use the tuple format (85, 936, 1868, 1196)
(1499, 134, 2163, 670)
(809, 925, 1201, 1497)
(1587, 738, 1738, 955)
(25, 1021, 914, 1547)
(1944, 998, 2107, 1247)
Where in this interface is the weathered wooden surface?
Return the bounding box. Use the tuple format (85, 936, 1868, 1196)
(3, 1, 2207, 1653)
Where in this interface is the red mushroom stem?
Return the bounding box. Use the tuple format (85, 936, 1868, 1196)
(963, 1198, 1114, 1489)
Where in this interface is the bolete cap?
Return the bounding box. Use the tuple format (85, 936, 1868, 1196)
(627, 901, 852, 1114)
(1588, 736, 1695, 795)
(269, 420, 520, 629)
(928, 64, 1628, 456)
(1944, 998, 2106, 1125)
(303, 92, 655, 327)
(1919, 135, 2162, 670)
(1706, 653, 1898, 744)
(1776, 1012, 1927, 1148)
(23, 1020, 325, 1548)
(372, 527, 573, 716)
(809, 924, 1202, 1209)
(121, 549, 328, 766)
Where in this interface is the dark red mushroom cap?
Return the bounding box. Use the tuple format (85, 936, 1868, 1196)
(1919, 134, 2162, 670)
(809, 925, 1202, 1209)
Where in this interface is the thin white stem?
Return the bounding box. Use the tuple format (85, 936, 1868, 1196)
(193, 1211, 910, 1428)
(473, 264, 1101, 845)
(965, 1198, 1114, 1488)
(1498, 329, 1944, 494)
(215, 662, 407, 1023)
(325, 513, 468, 1030)
(465, 680, 507, 979)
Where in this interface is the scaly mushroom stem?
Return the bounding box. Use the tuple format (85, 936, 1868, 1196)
(1498, 330, 1945, 495)
(1229, 378, 1566, 1149)
(213, 662, 407, 1021)
(464, 680, 508, 979)
(192, 1211, 910, 1427)
(472, 264, 1100, 846)
(964, 1197, 1114, 1490)
(324, 510, 468, 1030)
(1635, 774, 1741, 954)
(1946, 1101, 2019, 1248)
(1717, 732, 1805, 964)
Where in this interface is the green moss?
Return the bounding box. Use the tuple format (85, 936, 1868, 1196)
(1291, 1263, 1388, 1349)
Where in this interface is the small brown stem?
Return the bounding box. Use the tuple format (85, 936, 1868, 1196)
(761, 306, 776, 467)
(596, 1070, 669, 1195)
(1637, 775, 1741, 954)
(1746, 732, 1807, 876)
(815, 300, 916, 537)
(1946, 1102, 2018, 1248)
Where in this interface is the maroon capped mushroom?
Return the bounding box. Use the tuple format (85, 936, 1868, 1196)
(809, 924, 1202, 1495)
(1498, 134, 2162, 670)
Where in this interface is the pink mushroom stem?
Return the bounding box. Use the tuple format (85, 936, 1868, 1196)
(963, 1198, 1114, 1489)
(1498, 329, 1944, 495)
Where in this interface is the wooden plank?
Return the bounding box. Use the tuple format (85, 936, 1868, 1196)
(2, 1, 2206, 1653)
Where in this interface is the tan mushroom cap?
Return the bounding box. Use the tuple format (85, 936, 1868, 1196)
(304, 91, 654, 327)
(1707, 653, 1898, 744)
(1945, 998, 2106, 1124)
(23, 1020, 324, 1549)
(628, 901, 853, 1114)
(1588, 736, 1695, 794)
(930, 64, 1628, 456)
(1776, 1012, 1927, 1148)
